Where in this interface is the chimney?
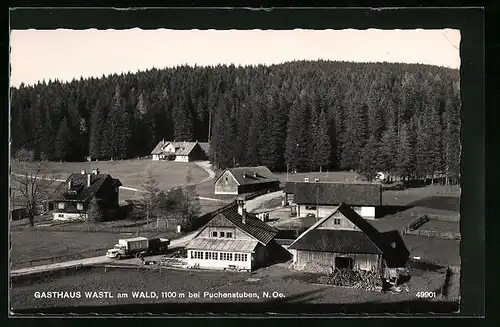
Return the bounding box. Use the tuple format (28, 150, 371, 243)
(81, 169, 86, 175)
(304, 178, 309, 182)
(68, 178, 72, 190)
(315, 178, 320, 182)
(236, 199, 244, 216)
(242, 208, 247, 224)
(92, 168, 100, 175)
(87, 173, 92, 187)
(253, 172, 258, 178)
(243, 173, 247, 179)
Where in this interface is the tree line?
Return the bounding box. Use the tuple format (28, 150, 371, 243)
(10, 60, 461, 184)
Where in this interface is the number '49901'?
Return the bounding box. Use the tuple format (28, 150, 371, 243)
(416, 291, 437, 298)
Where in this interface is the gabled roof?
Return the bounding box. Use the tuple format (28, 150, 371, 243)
(289, 203, 409, 266)
(151, 140, 167, 155)
(186, 238, 259, 252)
(51, 173, 122, 202)
(215, 166, 279, 186)
(287, 182, 382, 206)
(289, 229, 383, 254)
(189, 203, 279, 246)
(170, 142, 199, 156)
(198, 142, 210, 155)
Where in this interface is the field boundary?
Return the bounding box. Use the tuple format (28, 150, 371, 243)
(12, 248, 108, 268)
(402, 228, 461, 240)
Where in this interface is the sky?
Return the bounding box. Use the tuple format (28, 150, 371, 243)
(10, 28, 461, 87)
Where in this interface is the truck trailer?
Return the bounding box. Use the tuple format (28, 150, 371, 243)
(106, 237, 170, 259)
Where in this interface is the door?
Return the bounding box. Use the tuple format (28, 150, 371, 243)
(335, 256, 354, 270)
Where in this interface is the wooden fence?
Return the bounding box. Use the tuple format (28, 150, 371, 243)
(402, 228, 461, 241)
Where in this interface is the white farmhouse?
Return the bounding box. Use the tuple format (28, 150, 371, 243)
(284, 180, 383, 219)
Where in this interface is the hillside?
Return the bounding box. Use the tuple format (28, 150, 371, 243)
(10, 60, 460, 182)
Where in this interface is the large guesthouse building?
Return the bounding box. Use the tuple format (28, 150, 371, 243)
(185, 200, 279, 271)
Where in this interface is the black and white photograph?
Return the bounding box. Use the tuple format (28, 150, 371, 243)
(8, 8, 477, 316)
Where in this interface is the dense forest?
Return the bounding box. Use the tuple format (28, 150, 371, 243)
(10, 60, 461, 183)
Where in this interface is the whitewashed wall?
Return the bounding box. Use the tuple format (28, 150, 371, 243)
(187, 250, 252, 270)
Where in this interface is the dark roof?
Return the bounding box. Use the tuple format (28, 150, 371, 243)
(289, 229, 383, 254)
(51, 173, 122, 202)
(198, 142, 210, 155)
(196, 203, 279, 245)
(216, 166, 279, 186)
(289, 182, 382, 206)
(289, 203, 409, 266)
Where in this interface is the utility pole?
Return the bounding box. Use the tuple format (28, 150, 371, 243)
(208, 110, 212, 142)
(316, 185, 319, 220)
(287, 163, 289, 181)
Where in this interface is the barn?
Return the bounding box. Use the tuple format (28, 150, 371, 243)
(214, 166, 280, 195)
(285, 180, 383, 219)
(288, 203, 409, 275)
(151, 140, 206, 162)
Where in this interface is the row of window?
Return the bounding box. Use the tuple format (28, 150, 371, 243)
(190, 251, 248, 262)
(58, 203, 84, 210)
(211, 231, 233, 238)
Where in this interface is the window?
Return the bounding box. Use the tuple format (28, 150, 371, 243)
(211, 231, 218, 238)
(190, 251, 203, 259)
(77, 203, 84, 210)
(220, 253, 233, 261)
(226, 232, 233, 238)
(334, 218, 341, 225)
(234, 253, 248, 261)
(219, 231, 225, 238)
(58, 203, 65, 209)
(58, 214, 64, 218)
(225, 177, 228, 182)
(206, 252, 218, 260)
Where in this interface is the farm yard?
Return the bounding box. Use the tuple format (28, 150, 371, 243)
(10, 260, 459, 314)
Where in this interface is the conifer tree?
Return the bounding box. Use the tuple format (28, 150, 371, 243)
(54, 117, 71, 161)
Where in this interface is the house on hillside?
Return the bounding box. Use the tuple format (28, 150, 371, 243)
(185, 200, 281, 271)
(151, 140, 207, 162)
(214, 166, 280, 195)
(285, 180, 383, 219)
(288, 203, 409, 274)
(49, 169, 122, 221)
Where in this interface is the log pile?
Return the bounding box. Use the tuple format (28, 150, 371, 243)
(317, 268, 383, 291)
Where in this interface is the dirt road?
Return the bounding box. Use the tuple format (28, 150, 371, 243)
(244, 190, 284, 213)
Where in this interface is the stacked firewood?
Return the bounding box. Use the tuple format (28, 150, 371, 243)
(317, 268, 384, 291)
(353, 270, 383, 291)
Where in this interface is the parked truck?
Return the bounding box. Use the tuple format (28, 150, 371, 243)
(106, 237, 170, 259)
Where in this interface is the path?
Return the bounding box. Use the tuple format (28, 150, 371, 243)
(10, 255, 112, 277)
(244, 190, 284, 213)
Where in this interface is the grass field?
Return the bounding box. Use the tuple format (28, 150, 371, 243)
(10, 261, 459, 313)
(10, 159, 209, 193)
